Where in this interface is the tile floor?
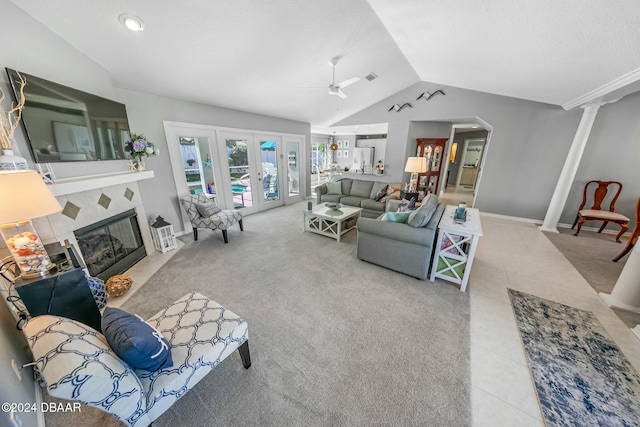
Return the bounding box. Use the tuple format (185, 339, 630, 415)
(468, 215, 640, 426)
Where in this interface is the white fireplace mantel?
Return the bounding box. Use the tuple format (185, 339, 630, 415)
(47, 170, 155, 196)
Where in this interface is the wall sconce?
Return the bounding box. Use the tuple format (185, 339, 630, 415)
(450, 143, 458, 163)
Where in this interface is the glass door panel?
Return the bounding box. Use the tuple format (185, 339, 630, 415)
(178, 137, 216, 199)
(286, 140, 300, 197)
(255, 135, 284, 210)
(226, 138, 254, 210)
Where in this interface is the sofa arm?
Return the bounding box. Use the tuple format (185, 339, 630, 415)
(315, 184, 328, 204)
(357, 217, 436, 246)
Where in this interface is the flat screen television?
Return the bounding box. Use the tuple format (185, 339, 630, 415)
(5, 68, 131, 163)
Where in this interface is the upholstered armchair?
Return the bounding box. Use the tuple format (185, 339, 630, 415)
(179, 194, 243, 243)
(23, 292, 250, 427)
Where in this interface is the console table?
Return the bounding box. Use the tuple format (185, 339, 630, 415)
(430, 205, 483, 292)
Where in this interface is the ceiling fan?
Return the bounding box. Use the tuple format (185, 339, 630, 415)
(326, 57, 360, 99)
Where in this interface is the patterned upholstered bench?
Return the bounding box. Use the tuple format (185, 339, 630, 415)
(23, 292, 250, 426)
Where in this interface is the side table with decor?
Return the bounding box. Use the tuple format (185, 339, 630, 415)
(430, 205, 483, 292)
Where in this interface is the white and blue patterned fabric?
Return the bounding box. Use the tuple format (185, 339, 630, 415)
(180, 194, 242, 231)
(86, 276, 107, 309)
(23, 292, 249, 427)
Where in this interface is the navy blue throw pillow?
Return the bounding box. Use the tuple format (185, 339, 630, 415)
(101, 306, 173, 371)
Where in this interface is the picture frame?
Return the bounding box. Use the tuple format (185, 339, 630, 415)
(342, 150, 349, 158)
(337, 140, 343, 148)
(337, 150, 342, 158)
(344, 140, 350, 148)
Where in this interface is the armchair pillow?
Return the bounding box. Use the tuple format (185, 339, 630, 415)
(381, 211, 412, 223)
(102, 307, 173, 371)
(326, 181, 342, 195)
(407, 194, 439, 228)
(195, 202, 222, 217)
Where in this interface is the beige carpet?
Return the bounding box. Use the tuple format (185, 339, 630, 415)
(45, 201, 471, 426)
(543, 226, 640, 328)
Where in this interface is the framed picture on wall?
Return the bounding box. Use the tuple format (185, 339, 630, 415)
(337, 150, 342, 158)
(337, 140, 343, 148)
(344, 140, 350, 148)
(343, 150, 349, 158)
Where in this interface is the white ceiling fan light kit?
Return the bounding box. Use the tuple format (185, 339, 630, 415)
(327, 57, 360, 99)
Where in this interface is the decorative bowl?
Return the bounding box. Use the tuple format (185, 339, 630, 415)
(325, 202, 341, 210)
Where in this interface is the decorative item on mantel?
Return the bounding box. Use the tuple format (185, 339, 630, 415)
(125, 132, 159, 172)
(150, 215, 177, 253)
(375, 160, 384, 175)
(0, 71, 29, 171)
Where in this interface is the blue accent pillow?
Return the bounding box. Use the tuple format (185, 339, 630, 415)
(381, 211, 412, 223)
(101, 307, 173, 371)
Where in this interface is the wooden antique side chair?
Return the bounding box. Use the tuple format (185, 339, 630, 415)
(613, 197, 640, 262)
(572, 180, 629, 242)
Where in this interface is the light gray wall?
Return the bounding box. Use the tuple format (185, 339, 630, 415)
(115, 88, 310, 230)
(405, 121, 451, 184)
(449, 130, 489, 185)
(335, 82, 584, 220)
(560, 90, 640, 229)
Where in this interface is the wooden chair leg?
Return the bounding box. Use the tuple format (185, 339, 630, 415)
(613, 241, 635, 262)
(238, 341, 251, 369)
(615, 223, 629, 243)
(597, 221, 609, 234)
(571, 214, 579, 229)
(222, 229, 229, 243)
(239, 219, 244, 231)
(193, 228, 198, 241)
(573, 217, 586, 236)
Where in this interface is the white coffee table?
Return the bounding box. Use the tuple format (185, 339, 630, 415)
(304, 204, 362, 242)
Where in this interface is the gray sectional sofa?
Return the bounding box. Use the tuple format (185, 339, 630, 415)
(314, 177, 402, 218)
(356, 197, 446, 279)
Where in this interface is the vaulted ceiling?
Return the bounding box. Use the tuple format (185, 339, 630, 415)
(10, 0, 640, 132)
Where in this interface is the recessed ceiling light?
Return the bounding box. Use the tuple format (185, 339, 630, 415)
(119, 14, 145, 32)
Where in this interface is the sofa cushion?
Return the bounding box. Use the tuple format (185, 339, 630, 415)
(339, 178, 354, 196)
(320, 194, 343, 203)
(102, 307, 173, 372)
(381, 211, 412, 223)
(326, 181, 342, 195)
(195, 202, 221, 217)
(407, 194, 439, 228)
(371, 183, 389, 201)
(361, 199, 386, 212)
(350, 180, 374, 198)
(340, 195, 367, 208)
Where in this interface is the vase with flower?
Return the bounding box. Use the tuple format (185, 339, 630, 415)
(0, 71, 29, 170)
(125, 133, 159, 172)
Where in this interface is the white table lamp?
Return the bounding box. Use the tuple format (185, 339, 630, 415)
(404, 157, 427, 192)
(0, 170, 62, 278)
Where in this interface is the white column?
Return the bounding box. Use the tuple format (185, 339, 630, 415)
(600, 244, 640, 314)
(539, 103, 603, 233)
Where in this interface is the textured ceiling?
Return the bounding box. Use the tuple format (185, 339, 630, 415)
(9, 0, 640, 131)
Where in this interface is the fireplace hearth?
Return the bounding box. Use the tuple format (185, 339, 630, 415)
(74, 209, 146, 280)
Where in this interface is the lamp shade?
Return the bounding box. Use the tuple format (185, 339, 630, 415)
(404, 157, 427, 173)
(0, 170, 62, 223)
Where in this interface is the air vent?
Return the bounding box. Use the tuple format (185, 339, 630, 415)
(365, 72, 378, 81)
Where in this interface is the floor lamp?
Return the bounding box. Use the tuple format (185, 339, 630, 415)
(0, 170, 62, 278)
(404, 157, 427, 193)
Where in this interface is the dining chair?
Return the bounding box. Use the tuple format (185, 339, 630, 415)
(613, 197, 640, 262)
(572, 180, 629, 242)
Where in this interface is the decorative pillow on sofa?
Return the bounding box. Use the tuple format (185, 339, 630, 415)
(195, 202, 221, 217)
(374, 184, 389, 201)
(326, 181, 342, 195)
(102, 307, 173, 371)
(379, 185, 396, 203)
(381, 211, 412, 223)
(407, 194, 439, 228)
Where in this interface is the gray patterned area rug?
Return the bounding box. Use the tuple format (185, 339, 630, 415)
(508, 289, 640, 427)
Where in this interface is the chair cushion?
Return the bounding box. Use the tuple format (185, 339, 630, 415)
(326, 181, 342, 195)
(408, 194, 439, 228)
(579, 210, 629, 222)
(195, 202, 221, 217)
(381, 211, 412, 223)
(102, 307, 173, 371)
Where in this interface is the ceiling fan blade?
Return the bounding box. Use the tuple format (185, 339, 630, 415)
(337, 77, 360, 89)
(337, 89, 347, 99)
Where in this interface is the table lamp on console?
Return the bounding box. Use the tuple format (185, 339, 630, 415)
(404, 156, 427, 193)
(0, 170, 62, 278)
